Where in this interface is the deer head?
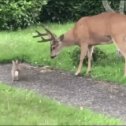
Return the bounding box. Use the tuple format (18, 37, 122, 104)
(33, 25, 64, 58)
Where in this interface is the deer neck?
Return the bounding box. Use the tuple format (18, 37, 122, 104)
(59, 28, 76, 46)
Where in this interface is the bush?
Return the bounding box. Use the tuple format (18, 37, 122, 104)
(70, 47, 108, 66)
(40, 0, 121, 23)
(0, 0, 47, 30)
(40, 0, 83, 22)
(0, 0, 122, 30)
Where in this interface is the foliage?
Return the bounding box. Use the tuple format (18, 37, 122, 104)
(70, 47, 108, 66)
(40, 0, 122, 22)
(40, 0, 83, 22)
(0, 0, 47, 30)
(0, 0, 123, 29)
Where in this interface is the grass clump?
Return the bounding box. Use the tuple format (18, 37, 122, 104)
(70, 46, 108, 66)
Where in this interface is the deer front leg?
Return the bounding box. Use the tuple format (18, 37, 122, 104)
(124, 58, 126, 77)
(86, 46, 94, 75)
(75, 44, 88, 76)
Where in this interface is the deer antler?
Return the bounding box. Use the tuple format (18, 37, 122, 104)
(33, 25, 58, 42)
(33, 30, 48, 37)
(33, 30, 52, 42)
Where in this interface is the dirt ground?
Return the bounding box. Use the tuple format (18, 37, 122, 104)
(0, 64, 126, 122)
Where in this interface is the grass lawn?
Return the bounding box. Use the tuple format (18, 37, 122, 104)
(0, 83, 124, 125)
(0, 23, 126, 125)
(0, 23, 126, 84)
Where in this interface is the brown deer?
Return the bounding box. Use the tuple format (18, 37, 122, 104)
(33, 12, 126, 76)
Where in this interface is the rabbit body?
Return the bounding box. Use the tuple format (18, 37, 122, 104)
(11, 60, 21, 81)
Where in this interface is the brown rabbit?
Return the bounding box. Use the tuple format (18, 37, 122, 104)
(11, 60, 39, 81)
(11, 60, 21, 81)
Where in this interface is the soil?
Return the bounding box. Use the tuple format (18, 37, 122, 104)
(0, 64, 126, 122)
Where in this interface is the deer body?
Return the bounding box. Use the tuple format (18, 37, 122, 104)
(34, 12, 126, 76)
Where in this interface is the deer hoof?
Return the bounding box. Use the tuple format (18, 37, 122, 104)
(75, 72, 79, 76)
(75, 72, 81, 76)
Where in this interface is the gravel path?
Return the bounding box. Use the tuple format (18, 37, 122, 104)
(0, 64, 126, 122)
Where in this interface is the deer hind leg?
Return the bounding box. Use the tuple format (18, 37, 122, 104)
(75, 44, 88, 76)
(114, 36, 126, 76)
(86, 46, 94, 75)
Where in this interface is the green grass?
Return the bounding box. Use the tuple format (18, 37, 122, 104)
(0, 24, 125, 124)
(0, 83, 124, 125)
(0, 23, 126, 84)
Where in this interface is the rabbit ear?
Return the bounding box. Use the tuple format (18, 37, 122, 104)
(15, 60, 19, 64)
(12, 60, 15, 64)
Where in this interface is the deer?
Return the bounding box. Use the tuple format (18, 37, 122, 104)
(33, 12, 126, 76)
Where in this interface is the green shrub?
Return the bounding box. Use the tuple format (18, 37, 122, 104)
(0, 0, 47, 30)
(40, 0, 121, 22)
(0, 0, 122, 30)
(40, 0, 83, 22)
(70, 47, 108, 66)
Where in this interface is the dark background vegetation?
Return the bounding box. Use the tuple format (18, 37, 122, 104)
(0, 0, 120, 30)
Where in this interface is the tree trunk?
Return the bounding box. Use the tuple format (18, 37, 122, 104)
(102, 0, 125, 14)
(102, 0, 115, 12)
(119, 0, 125, 14)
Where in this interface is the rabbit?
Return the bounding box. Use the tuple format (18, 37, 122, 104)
(11, 60, 21, 82)
(11, 60, 39, 82)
